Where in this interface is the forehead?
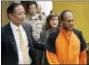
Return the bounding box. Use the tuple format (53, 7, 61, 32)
(51, 16, 58, 19)
(64, 12, 74, 20)
(29, 4, 36, 8)
(37, 5, 41, 9)
(14, 5, 25, 13)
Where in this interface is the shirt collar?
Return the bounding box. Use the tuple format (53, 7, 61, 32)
(10, 21, 23, 32)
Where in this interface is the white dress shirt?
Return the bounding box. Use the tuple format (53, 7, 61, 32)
(10, 22, 32, 64)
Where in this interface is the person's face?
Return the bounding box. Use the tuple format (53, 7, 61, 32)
(62, 12, 74, 31)
(37, 5, 41, 14)
(50, 16, 59, 28)
(9, 5, 25, 26)
(29, 4, 37, 15)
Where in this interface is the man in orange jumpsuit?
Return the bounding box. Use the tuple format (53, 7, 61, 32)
(46, 10, 87, 64)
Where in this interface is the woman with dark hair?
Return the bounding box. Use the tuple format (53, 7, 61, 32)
(40, 13, 60, 64)
(40, 13, 60, 43)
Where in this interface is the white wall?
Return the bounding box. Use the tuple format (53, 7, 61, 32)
(37, 1, 53, 16)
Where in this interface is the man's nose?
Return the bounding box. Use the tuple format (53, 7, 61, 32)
(53, 20, 57, 23)
(22, 14, 26, 18)
(70, 21, 74, 25)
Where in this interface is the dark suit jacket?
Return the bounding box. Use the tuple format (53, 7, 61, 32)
(1, 23, 45, 65)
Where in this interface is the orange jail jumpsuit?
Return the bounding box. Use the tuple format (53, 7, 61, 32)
(46, 27, 87, 64)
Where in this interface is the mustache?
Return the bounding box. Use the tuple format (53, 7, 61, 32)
(21, 18, 25, 21)
(69, 24, 74, 27)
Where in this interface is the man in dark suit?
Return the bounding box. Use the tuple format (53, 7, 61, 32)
(1, 2, 45, 65)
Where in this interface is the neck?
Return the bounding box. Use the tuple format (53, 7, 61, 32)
(61, 26, 72, 32)
(14, 23, 21, 27)
(29, 13, 36, 17)
(50, 27, 58, 32)
(11, 22, 21, 27)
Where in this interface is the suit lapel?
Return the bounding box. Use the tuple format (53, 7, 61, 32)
(22, 24, 33, 47)
(7, 24, 18, 54)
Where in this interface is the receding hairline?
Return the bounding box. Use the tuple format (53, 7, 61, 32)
(59, 10, 74, 21)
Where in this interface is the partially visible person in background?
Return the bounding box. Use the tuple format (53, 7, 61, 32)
(37, 4, 46, 27)
(36, 4, 41, 15)
(50, 10, 55, 15)
(46, 10, 87, 64)
(37, 4, 46, 19)
(40, 13, 60, 65)
(24, 1, 43, 41)
(40, 13, 60, 44)
(24, 1, 44, 65)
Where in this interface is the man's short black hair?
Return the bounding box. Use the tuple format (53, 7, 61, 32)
(59, 10, 73, 21)
(26, 1, 37, 10)
(7, 2, 22, 16)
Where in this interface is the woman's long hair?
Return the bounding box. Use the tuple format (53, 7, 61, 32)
(44, 13, 60, 30)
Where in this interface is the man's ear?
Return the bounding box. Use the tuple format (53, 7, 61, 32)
(60, 21, 63, 25)
(8, 13, 13, 19)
